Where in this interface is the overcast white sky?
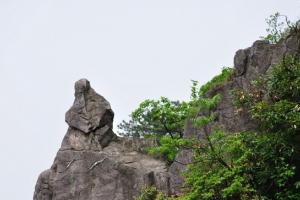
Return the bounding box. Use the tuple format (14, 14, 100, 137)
(0, 1, 299, 199)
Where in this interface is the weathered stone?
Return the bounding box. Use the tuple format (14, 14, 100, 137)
(34, 170, 52, 200)
(65, 79, 114, 133)
(34, 30, 300, 198)
(34, 79, 169, 200)
(168, 149, 193, 194)
(34, 138, 169, 200)
(234, 49, 249, 76)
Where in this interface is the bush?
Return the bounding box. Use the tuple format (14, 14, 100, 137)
(267, 56, 300, 101)
(135, 186, 169, 200)
(230, 56, 300, 199)
(146, 136, 193, 164)
(135, 186, 158, 200)
(180, 130, 259, 200)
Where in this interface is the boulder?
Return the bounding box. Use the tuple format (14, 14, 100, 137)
(65, 79, 114, 134)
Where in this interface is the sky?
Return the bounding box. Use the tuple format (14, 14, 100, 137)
(0, 0, 299, 199)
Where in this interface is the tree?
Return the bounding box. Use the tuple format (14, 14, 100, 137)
(118, 67, 233, 139)
(263, 12, 297, 44)
(118, 97, 190, 138)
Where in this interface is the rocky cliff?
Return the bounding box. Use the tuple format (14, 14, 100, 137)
(34, 30, 300, 199)
(169, 29, 300, 194)
(34, 79, 169, 200)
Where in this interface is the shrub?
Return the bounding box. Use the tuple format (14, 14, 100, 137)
(135, 186, 169, 200)
(263, 12, 296, 44)
(146, 136, 194, 164)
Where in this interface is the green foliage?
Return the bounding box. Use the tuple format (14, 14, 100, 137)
(118, 67, 233, 164)
(251, 100, 300, 133)
(118, 97, 190, 138)
(189, 67, 233, 122)
(138, 56, 300, 199)
(232, 76, 266, 108)
(191, 67, 233, 100)
(267, 56, 300, 101)
(190, 80, 199, 100)
(117, 119, 144, 138)
(233, 56, 300, 134)
(246, 57, 300, 199)
(180, 130, 259, 200)
(135, 186, 158, 200)
(244, 133, 299, 200)
(228, 56, 300, 199)
(167, 56, 300, 200)
(263, 12, 296, 44)
(233, 56, 300, 107)
(135, 186, 169, 200)
(193, 113, 216, 128)
(178, 130, 299, 200)
(118, 97, 190, 164)
(147, 136, 195, 164)
(124, 54, 300, 199)
(188, 94, 222, 118)
(145, 67, 233, 163)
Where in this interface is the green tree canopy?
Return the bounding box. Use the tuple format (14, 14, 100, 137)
(118, 97, 190, 138)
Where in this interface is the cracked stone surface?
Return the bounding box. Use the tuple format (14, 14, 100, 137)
(65, 79, 114, 134)
(34, 80, 169, 200)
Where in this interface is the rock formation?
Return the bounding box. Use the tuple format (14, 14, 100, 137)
(34, 79, 169, 200)
(34, 30, 300, 199)
(168, 31, 300, 194)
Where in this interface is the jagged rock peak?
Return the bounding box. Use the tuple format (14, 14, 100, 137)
(65, 79, 114, 133)
(34, 80, 169, 200)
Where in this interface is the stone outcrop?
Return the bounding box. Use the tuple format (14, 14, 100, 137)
(65, 79, 114, 134)
(168, 30, 300, 194)
(34, 30, 300, 199)
(34, 79, 169, 200)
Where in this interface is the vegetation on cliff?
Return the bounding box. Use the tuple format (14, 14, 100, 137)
(128, 14, 300, 200)
(134, 55, 300, 200)
(262, 12, 298, 44)
(118, 97, 189, 138)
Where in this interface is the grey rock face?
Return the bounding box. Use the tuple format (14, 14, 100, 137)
(65, 79, 114, 134)
(34, 31, 300, 198)
(34, 80, 169, 200)
(168, 149, 193, 194)
(168, 31, 300, 194)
